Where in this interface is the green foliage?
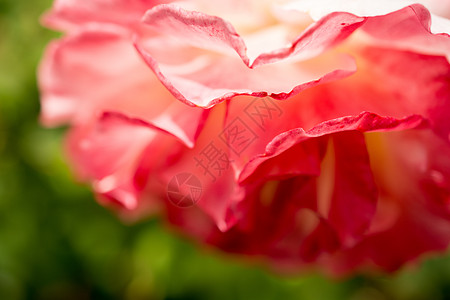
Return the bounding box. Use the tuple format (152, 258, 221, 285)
(0, 0, 449, 299)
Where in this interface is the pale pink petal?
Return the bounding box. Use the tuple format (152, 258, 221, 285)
(420, 0, 450, 19)
(251, 12, 364, 66)
(137, 4, 450, 110)
(285, 1, 450, 35)
(419, 0, 450, 20)
(285, 0, 450, 30)
(177, 0, 278, 33)
(360, 5, 450, 62)
(141, 4, 250, 65)
(136, 4, 362, 107)
(42, 0, 167, 31)
(284, 0, 418, 20)
(39, 27, 207, 147)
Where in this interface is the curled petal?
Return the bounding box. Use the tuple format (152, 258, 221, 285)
(285, 1, 450, 33)
(224, 46, 449, 176)
(239, 112, 428, 183)
(136, 4, 362, 107)
(360, 4, 450, 62)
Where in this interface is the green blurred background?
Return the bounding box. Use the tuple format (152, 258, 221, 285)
(1, 0, 450, 299)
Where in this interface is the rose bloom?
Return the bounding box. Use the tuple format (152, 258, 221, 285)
(39, 0, 450, 274)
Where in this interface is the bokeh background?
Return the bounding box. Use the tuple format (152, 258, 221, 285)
(1, 0, 450, 299)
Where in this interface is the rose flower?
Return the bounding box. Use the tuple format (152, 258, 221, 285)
(39, 0, 450, 274)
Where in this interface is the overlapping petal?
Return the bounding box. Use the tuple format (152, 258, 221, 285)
(136, 4, 450, 110)
(136, 4, 362, 107)
(222, 45, 449, 181)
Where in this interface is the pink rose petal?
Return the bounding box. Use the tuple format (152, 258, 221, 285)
(42, 0, 167, 31)
(39, 27, 208, 147)
(136, 4, 362, 107)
